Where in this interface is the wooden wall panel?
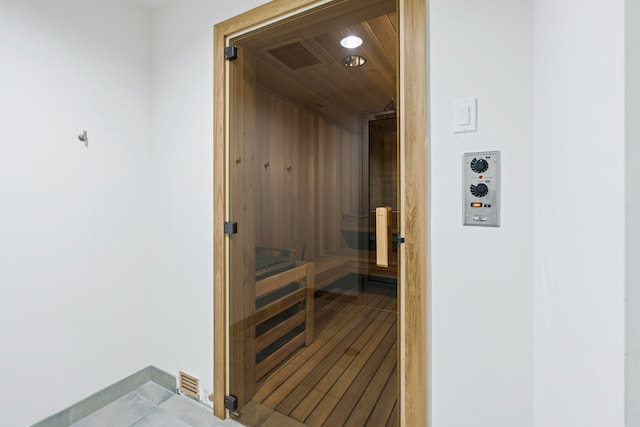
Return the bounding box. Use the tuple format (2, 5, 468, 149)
(369, 118, 398, 210)
(254, 87, 361, 261)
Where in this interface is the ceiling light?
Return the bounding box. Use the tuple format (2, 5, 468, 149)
(342, 55, 366, 67)
(340, 35, 363, 49)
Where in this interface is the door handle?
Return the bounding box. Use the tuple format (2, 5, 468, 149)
(375, 207, 392, 268)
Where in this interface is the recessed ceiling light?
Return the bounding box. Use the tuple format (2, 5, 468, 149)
(342, 54, 366, 67)
(340, 35, 363, 49)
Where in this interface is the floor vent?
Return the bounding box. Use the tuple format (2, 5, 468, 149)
(179, 371, 199, 400)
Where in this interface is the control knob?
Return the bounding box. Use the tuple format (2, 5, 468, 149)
(470, 158, 489, 173)
(470, 183, 489, 198)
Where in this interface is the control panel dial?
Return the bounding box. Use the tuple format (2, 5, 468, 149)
(470, 158, 489, 173)
(470, 183, 489, 198)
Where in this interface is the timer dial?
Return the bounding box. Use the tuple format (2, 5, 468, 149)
(470, 183, 489, 198)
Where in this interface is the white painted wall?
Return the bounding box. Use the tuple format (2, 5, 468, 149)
(429, 0, 534, 425)
(0, 1, 153, 425)
(533, 1, 626, 426)
(149, 0, 269, 401)
(627, 0, 640, 424)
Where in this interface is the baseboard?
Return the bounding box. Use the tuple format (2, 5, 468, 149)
(31, 366, 177, 427)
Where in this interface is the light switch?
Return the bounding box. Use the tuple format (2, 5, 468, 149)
(456, 104, 470, 126)
(454, 98, 477, 133)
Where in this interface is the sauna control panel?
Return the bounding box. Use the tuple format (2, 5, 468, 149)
(463, 151, 500, 227)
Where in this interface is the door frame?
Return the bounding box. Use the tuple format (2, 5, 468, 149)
(213, 0, 428, 425)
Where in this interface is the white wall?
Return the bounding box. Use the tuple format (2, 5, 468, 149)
(0, 1, 153, 425)
(149, 0, 269, 400)
(533, 1, 626, 426)
(627, 0, 640, 424)
(429, 0, 534, 426)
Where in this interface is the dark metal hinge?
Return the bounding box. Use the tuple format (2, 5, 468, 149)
(224, 221, 238, 235)
(224, 45, 238, 61)
(224, 395, 238, 411)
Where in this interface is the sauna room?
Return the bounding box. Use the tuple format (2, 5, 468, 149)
(224, 0, 400, 426)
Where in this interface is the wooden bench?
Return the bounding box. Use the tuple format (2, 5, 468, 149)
(249, 250, 398, 383)
(253, 261, 313, 382)
(310, 249, 398, 292)
(311, 255, 352, 290)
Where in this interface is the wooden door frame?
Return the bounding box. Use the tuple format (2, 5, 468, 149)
(213, 0, 427, 425)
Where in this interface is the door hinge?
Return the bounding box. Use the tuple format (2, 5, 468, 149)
(224, 45, 238, 61)
(224, 221, 238, 235)
(224, 395, 238, 411)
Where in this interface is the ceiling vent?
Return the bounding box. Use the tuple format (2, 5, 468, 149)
(267, 42, 321, 70)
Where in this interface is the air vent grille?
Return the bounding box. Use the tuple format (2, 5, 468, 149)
(268, 42, 321, 70)
(179, 371, 199, 400)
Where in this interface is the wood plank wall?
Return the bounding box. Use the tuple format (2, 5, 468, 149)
(255, 86, 362, 261)
(368, 117, 398, 211)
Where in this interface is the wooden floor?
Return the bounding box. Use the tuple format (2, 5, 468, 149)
(238, 281, 398, 427)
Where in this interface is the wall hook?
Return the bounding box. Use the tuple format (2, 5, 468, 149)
(235, 157, 242, 166)
(264, 162, 270, 170)
(286, 165, 292, 173)
(78, 130, 88, 147)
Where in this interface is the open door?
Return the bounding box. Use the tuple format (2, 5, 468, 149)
(214, 1, 427, 425)
(226, 42, 258, 409)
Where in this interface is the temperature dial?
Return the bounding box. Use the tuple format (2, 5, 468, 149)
(470, 158, 489, 173)
(470, 183, 489, 198)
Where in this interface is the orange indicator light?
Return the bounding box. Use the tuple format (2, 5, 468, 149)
(471, 202, 483, 208)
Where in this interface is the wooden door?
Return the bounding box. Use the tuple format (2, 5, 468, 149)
(227, 47, 258, 408)
(214, 0, 427, 425)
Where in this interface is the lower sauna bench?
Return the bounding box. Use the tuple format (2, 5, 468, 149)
(311, 249, 399, 292)
(253, 261, 314, 382)
(311, 255, 352, 290)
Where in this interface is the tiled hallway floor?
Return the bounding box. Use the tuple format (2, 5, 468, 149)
(69, 382, 241, 427)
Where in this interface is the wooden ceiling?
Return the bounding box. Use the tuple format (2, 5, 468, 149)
(232, 0, 397, 131)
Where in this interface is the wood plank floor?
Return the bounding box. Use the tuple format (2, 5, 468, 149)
(237, 281, 398, 427)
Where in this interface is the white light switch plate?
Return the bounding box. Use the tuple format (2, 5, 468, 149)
(454, 98, 477, 133)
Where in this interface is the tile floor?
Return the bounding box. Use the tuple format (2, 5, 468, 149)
(69, 382, 242, 427)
